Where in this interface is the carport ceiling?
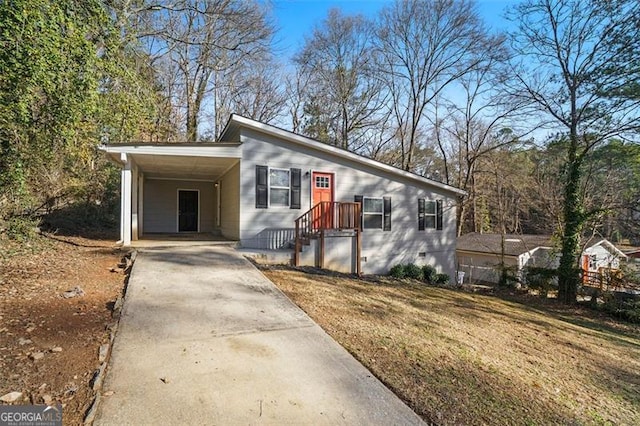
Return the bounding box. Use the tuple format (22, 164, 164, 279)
(133, 154, 239, 181)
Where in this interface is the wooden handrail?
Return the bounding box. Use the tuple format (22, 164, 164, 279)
(295, 202, 361, 235)
(294, 201, 361, 274)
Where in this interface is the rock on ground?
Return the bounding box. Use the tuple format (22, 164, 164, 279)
(0, 391, 23, 403)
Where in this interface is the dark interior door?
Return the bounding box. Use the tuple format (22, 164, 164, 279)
(178, 190, 198, 232)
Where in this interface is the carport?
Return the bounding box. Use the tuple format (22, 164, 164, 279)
(102, 143, 242, 245)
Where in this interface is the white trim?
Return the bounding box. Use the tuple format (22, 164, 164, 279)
(587, 239, 628, 259)
(146, 176, 216, 183)
(455, 248, 536, 260)
(101, 143, 242, 159)
(308, 169, 314, 209)
(138, 174, 144, 236)
(224, 114, 466, 196)
(121, 162, 132, 245)
(176, 189, 201, 233)
(131, 164, 139, 241)
(215, 181, 221, 228)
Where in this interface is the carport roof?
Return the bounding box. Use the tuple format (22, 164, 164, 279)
(101, 142, 241, 181)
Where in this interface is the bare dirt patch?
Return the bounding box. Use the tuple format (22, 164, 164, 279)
(0, 234, 127, 424)
(262, 266, 640, 425)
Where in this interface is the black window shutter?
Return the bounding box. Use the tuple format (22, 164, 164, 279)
(436, 199, 443, 230)
(290, 168, 301, 209)
(255, 165, 268, 209)
(383, 197, 391, 231)
(354, 195, 363, 230)
(418, 198, 425, 231)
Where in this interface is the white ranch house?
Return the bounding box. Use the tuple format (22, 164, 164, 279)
(456, 233, 628, 284)
(103, 115, 465, 277)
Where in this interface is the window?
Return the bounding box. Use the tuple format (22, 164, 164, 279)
(418, 199, 443, 230)
(269, 168, 290, 207)
(256, 166, 301, 209)
(425, 201, 437, 229)
(363, 197, 384, 229)
(315, 176, 330, 188)
(355, 195, 391, 231)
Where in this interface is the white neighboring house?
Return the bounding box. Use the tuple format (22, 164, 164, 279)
(456, 233, 628, 284)
(102, 114, 465, 276)
(456, 233, 557, 284)
(581, 239, 628, 274)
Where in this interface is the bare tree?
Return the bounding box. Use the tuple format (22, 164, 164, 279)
(295, 8, 387, 151)
(227, 60, 287, 124)
(140, 0, 274, 141)
(284, 67, 312, 134)
(506, 0, 640, 303)
(211, 55, 287, 128)
(427, 39, 529, 236)
(375, 0, 494, 171)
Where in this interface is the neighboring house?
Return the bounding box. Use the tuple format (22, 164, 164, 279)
(102, 114, 465, 276)
(456, 233, 557, 284)
(456, 233, 627, 284)
(581, 239, 628, 273)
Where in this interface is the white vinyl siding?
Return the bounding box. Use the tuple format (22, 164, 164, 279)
(237, 127, 458, 276)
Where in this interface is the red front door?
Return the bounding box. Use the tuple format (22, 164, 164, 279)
(312, 172, 334, 229)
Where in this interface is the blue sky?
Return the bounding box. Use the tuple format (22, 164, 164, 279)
(272, 0, 516, 59)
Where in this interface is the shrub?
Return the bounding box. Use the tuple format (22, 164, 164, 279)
(524, 267, 558, 297)
(498, 265, 520, 288)
(421, 265, 436, 283)
(404, 263, 423, 280)
(433, 273, 450, 285)
(389, 264, 406, 279)
(3, 216, 39, 242)
(600, 293, 640, 324)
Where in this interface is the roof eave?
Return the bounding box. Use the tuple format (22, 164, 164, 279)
(221, 114, 467, 197)
(456, 248, 522, 258)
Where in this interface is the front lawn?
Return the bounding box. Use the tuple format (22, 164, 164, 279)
(262, 267, 640, 425)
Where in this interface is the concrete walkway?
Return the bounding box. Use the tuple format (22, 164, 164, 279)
(95, 246, 424, 425)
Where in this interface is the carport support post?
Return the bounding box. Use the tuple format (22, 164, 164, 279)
(131, 164, 139, 241)
(120, 154, 132, 246)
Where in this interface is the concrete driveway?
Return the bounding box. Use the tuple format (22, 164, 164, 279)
(95, 245, 424, 425)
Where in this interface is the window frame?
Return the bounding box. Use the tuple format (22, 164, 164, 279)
(419, 198, 442, 230)
(362, 196, 384, 230)
(424, 200, 437, 229)
(268, 167, 291, 208)
(314, 175, 330, 189)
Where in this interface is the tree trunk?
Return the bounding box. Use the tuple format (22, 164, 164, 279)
(186, 112, 197, 143)
(456, 196, 466, 237)
(557, 137, 583, 304)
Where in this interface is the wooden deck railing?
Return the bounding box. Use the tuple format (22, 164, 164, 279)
(582, 269, 626, 290)
(294, 202, 361, 274)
